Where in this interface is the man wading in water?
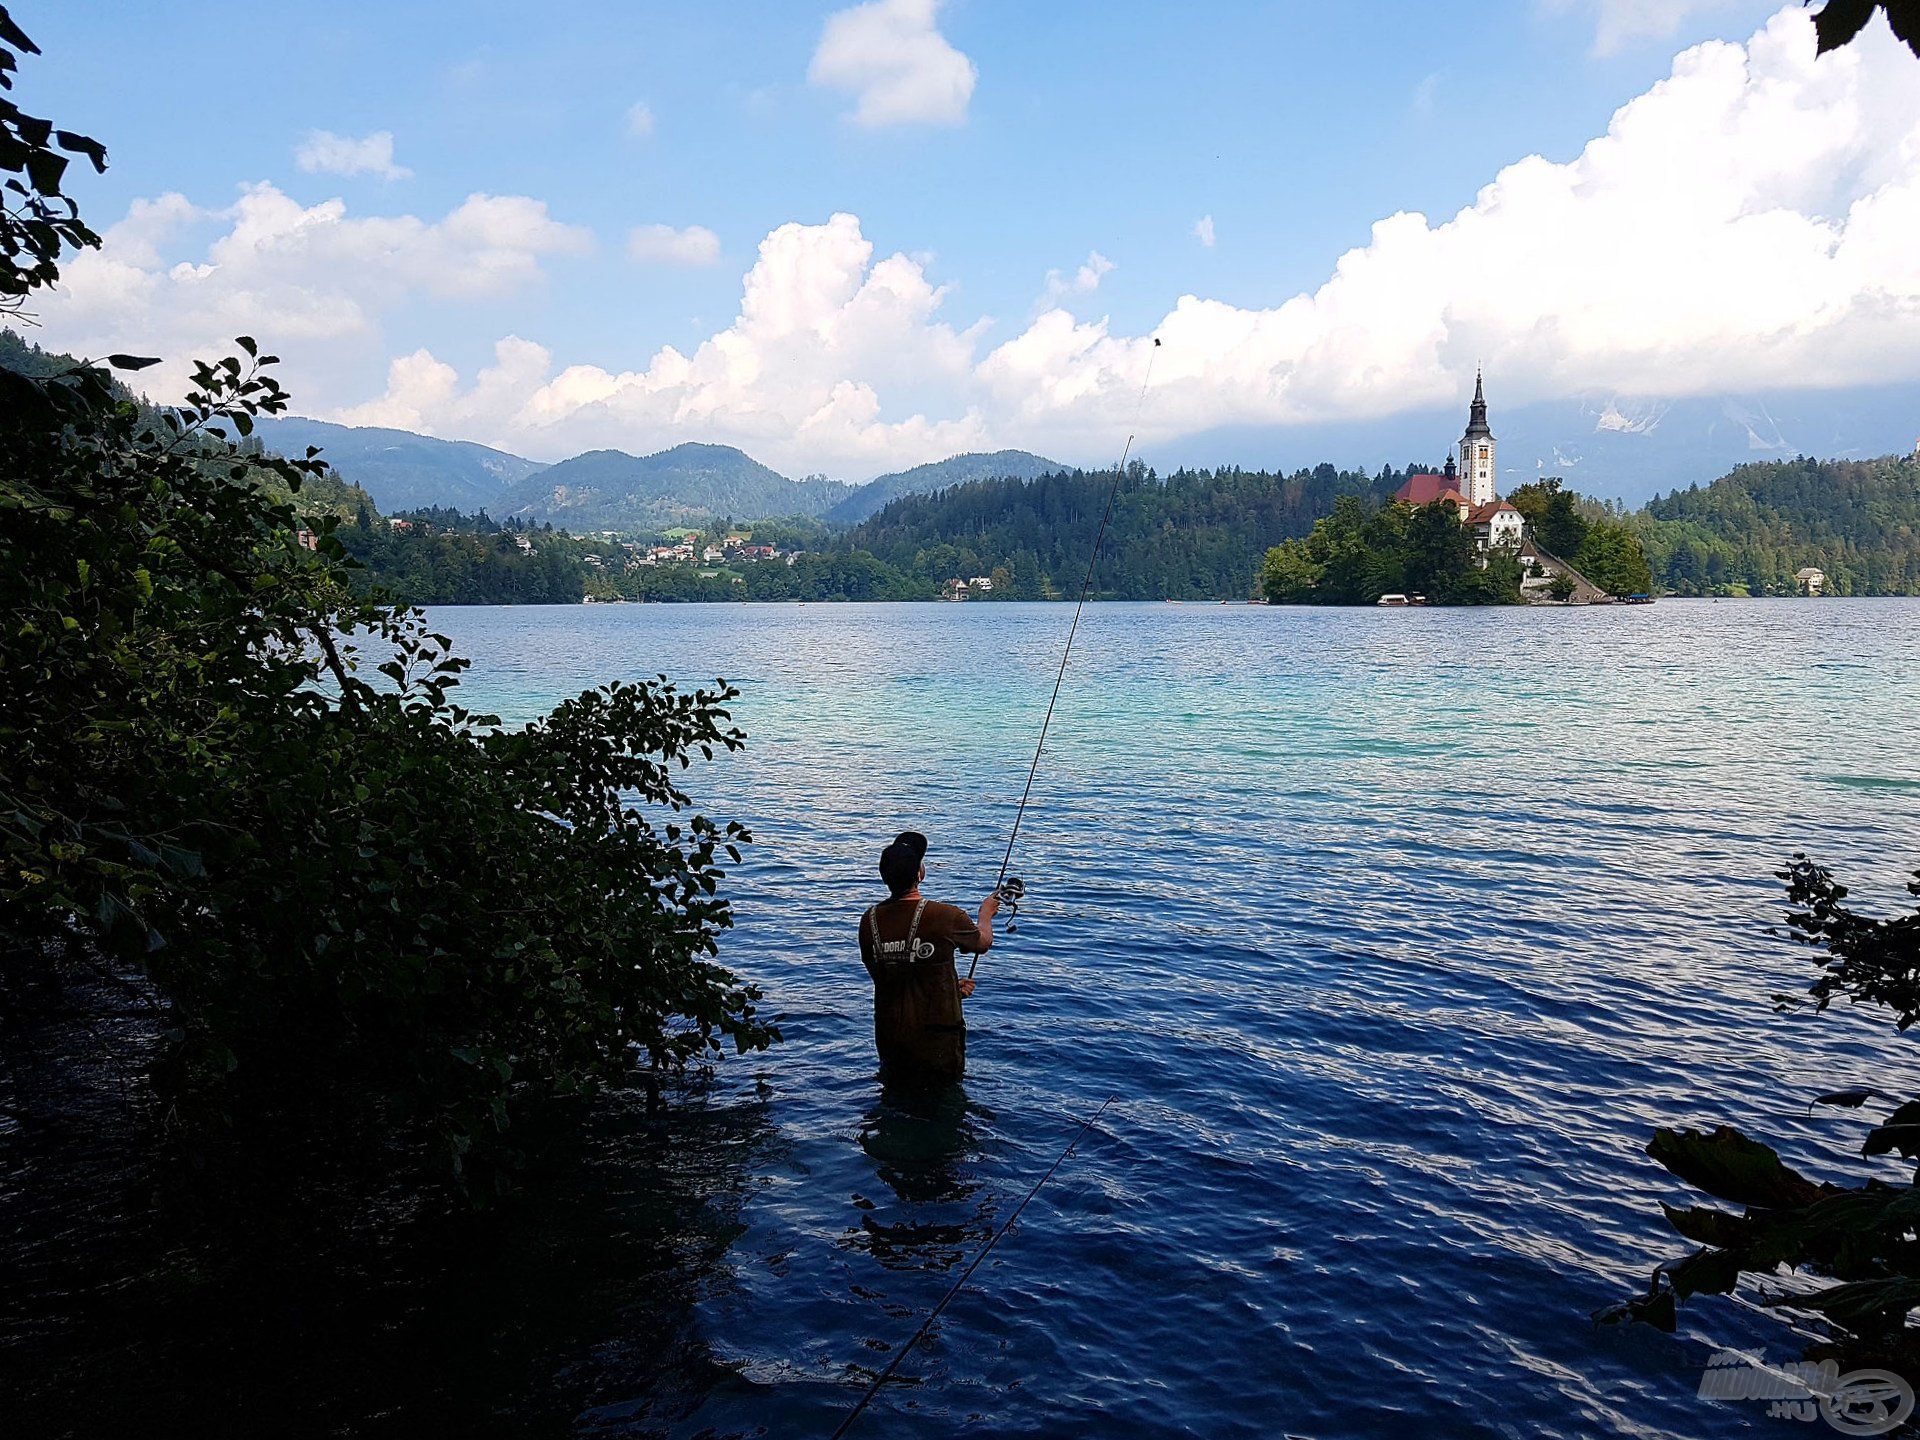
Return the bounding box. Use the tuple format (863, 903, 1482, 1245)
(859, 832, 999, 1085)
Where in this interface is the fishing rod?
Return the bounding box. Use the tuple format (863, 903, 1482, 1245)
(826, 1096, 1116, 1439)
(972, 337, 1161, 978)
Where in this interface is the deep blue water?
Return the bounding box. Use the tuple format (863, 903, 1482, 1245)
(393, 598, 1920, 1439)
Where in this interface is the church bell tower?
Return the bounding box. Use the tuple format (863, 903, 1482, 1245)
(1458, 371, 1496, 505)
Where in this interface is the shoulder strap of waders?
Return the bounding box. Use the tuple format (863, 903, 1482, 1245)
(904, 897, 928, 960)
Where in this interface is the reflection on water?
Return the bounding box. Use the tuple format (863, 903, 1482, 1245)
(849, 1085, 995, 1269)
(8, 600, 1920, 1439)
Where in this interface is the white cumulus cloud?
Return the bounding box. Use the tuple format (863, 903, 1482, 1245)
(333, 212, 989, 470)
(627, 223, 722, 266)
(35, 183, 589, 405)
(295, 129, 412, 180)
(1039, 250, 1115, 308)
(809, 0, 977, 127)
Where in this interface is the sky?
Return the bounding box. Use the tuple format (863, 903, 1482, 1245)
(17, 0, 1920, 478)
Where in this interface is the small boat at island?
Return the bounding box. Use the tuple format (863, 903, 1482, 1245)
(1378, 593, 1410, 607)
(1622, 593, 1655, 605)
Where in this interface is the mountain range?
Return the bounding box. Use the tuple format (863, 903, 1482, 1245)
(250, 417, 546, 514)
(496, 443, 855, 530)
(257, 417, 1065, 531)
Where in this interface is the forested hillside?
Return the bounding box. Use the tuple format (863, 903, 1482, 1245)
(825, 449, 1062, 524)
(499, 443, 854, 528)
(844, 462, 1407, 599)
(341, 512, 592, 605)
(1633, 454, 1920, 595)
(252, 416, 545, 513)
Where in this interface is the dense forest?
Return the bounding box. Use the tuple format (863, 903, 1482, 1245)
(338, 450, 1917, 606)
(341, 510, 592, 605)
(1632, 454, 1920, 595)
(842, 462, 1412, 599)
(1261, 497, 1529, 605)
(340, 462, 1429, 605)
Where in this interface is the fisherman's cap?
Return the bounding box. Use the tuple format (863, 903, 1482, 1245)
(879, 832, 927, 893)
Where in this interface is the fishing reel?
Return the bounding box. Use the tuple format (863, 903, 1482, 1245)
(995, 876, 1026, 933)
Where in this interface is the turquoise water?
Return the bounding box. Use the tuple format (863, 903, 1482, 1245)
(431, 599, 1918, 1438)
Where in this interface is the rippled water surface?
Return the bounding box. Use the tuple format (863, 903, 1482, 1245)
(13, 600, 1917, 1440)
(394, 598, 1918, 1440)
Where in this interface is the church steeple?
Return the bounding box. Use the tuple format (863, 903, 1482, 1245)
(1457, 370, 1496, 505)
(1464, 369, 1491, 439)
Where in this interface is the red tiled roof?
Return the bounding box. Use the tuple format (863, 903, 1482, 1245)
(1393, 472, 1463, 505)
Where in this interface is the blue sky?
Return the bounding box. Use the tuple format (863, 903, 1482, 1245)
(19, 1, 1920, 476)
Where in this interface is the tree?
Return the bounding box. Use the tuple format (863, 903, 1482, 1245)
(0, 7, 774, 1194)
(1574, 521, 1655, 597)
(1402, 500, 1477, 601)
(0, 9, 105, 321)
(1510, 479, 1589, 558)
(1260, 539, 1323, 602)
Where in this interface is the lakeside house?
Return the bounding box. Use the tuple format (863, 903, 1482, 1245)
(1796, 566, 1826, 595)
(940, 575, 996, 600)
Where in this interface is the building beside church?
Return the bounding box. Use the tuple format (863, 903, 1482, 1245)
(1391, 371, 1523, 552)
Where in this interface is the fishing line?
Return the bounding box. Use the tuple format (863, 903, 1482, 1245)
(973, 338, 1161, 979)
(826, 1096, 1116, 1439)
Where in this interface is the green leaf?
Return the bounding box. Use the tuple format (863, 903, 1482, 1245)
(1812, 1088, 1890, 1110)
(1811, 0, 1879, 54)
(1665, 1246, 1743, 1300)
(1648, 1126, 1825, 1208)
(1887, 0, 1920, 56)
(1861, 1124, 1920, 1159)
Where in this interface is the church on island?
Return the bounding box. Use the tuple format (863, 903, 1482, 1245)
(1391, 373, 1525, 552)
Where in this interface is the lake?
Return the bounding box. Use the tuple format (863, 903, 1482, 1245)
(13, 598, 1920, 1439)
(419, 598, 1920, 1439)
